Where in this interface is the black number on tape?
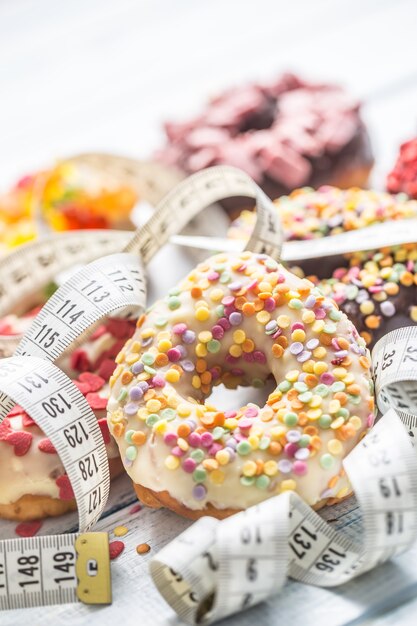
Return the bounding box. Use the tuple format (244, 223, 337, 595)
(79, 453, 99, 481)
(53, 551, 75, 584)
(17, 555, 40, 588)
(63, 421, 90, 447)
(379, 477, 402, 498)
(404, 346, 417, 362)
(18, 373, 49, 393)
(56, 299, 85, 325)
(382, 350, 395, 370)
(88, 486, 102, 514)
(41, 393, 72, 417)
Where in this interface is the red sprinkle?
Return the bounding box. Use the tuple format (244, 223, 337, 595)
(106, 319, 134, 339)
(7, 405, 25, 417)
(73, 380, 90, 395)
(129, 503, 142, 515)
(97, 358, 116, 380)
(79, 372, 105, 392)
(56, 475, 75, 500)
(91, 324, 107, 340)
(0, 418, 11, 440)
(109, 540, 125, 560)
(70, 349, 91, 372)
(38, 438, 57, 454)
(6, 431, 33, 456)
(98, 418, 111, 445)
(15, 520, 43, 538)
(86, 393, 108, 410)
(21, 412, 36, 428)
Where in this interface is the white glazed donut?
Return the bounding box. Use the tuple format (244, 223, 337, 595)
(107, 251, 375, 519)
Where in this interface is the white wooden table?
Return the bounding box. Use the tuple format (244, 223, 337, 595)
(1, 0, 417, 623)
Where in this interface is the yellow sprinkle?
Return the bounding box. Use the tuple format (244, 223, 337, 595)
(302, 360, 315, 373)
(210, 288, 224, 302)
(146, 399, 161, 413)
(343, 373, 355, 385)
(333, 367, 347, 380)
(158, 339, 172, 352)
(195, 343, 208, 357)
(359, 301, 375, 315)
(126, 353, 139, 365)
(165, 369, 180, 384)
(291, 329, 306, 342)
(277, 315, 290, 329)
(233, 329, 246, 344)
(209, 469, 225, 485)
(280, 479, 297, 492)
(242, 460, 257, 477)
(264, 460, 278, 476)
(154, 420, 167, 434)
(307, 408, 322, 420)
(312, 362, 327, 376)
(195, 307, 210, 322)
(309, 395, 322, 408)
(248, 435, 259, 449)
(137, 408, 148, 421)
(270, 426, 286, 440)
(192, 375, 201, 389)
(242, 338, 255, 352)
(331, 416, 345, 429)
(115, 351, 125, 364)
(225, 417, 238, 430)
(114, 525, 128, 537)
(312, 320, 325, 333)
(165, 455, 180, 470)
(215, 450, 230, 465)
(229, 344, 242, 358)
(329, 400, 341, 414)
(131, 341, 142, 353)
(336, 486, 350, 498)
(256, 311, 271, 324)
(177, 403, 191, 417)
(302, 310, 316, 324)
(328, 439, 343, 455)
(141, 328, 155, 339)
(349, 416, 362, 430)
(286, 370, 299, 382)
(198, 331, 212, 344)
(313, 347, 327, 359)
(177, 437, 189, 451)
(167, 395, 179, 408)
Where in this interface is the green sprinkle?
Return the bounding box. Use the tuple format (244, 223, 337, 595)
(125, 430, 135, 444)
(331, 381, 345, 392)
(320, 453, 335, 470)
(220, 272, 231, 284)
(323, 322, 337, 334)
(168, 286, 181, 296)
(299, 434, 311, 447)
(284, 412, 298, 427)
(141, 352, 155, 365)
(294, 382, 308, 393)
(256, 475, 270, 490)
(298, 391, 313, 403)
(237, 441, 252, 456)
(193, 468, 207, 482)
(252, 378, 264, 388)
(161, 408, 176, 421)
(117, 388, 128, 403)
(146, 413, 159, 427)
(314, 384, 330, 397)
(215, 305, 224, 318)
(190, 449, 205, 463)
(155, 317, 168, 328)
(265, 259, 278, 271)
(288, 298, 303, 310)
(349, 395, 361, 405)
(212, 427, 224, 440)
(278, 380, 292, 393)
(329, 309, 342, 321)
(337, 408, 350, 419)
(168, 296, 181, 310)
(240, 476, 255, 487)
(144, 365, 156, 375)
(318, 414, 332, 429)
(207, 339, 221, 353)
(126, 446, 137, 461)
(259, 436, 271, 450)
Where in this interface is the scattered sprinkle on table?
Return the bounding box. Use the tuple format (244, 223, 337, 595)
(136, 543, 151, 555)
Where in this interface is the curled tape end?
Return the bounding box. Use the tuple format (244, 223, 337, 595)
(75, 533, 112, 605)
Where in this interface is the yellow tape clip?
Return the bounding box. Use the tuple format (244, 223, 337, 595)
(75, 532, 112, 605)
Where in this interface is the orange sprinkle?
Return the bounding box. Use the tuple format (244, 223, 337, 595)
(201, 414, 215, 428)
(365, 315, 381, 330)
(304, 426, 318, 436)
(136, 543, 151, 555)
(196, 359, 207, 373)
(155, 353, 169, 367)
(214, 412, 225, 427)
(200, 371, 212, 385)
(346, 384, 361, 395)
(191, 287, 203, 298)
(131, 431, 147, 445)
(136, 314, 145, 328)
(113, 423, 125, 438)
(328, 476, 339, 490)
(334, 392, 348, 406)
(276, 336, 289, 349)
(269, 441, 282, 455)
(121, 371, 133, 385)
(272, 343, 284, 358)
(242, 302, 256, 316)
(359, 356, 371, 369)
(255, 460, 264, 475)
(310, 435, 322, 450)
(304, 374, 319, 388)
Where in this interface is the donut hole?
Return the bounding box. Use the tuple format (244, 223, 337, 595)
(207, 377, 276, 413)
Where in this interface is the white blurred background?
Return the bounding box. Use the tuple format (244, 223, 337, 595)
(1, 0, 417, 187)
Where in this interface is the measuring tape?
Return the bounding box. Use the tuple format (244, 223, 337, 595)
(149, 326, 417, 624)
(0, 166, 281, 611)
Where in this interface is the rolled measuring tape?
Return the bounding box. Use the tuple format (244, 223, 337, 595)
(0, 166, 281, 611)
(149, 326, 417, 624)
